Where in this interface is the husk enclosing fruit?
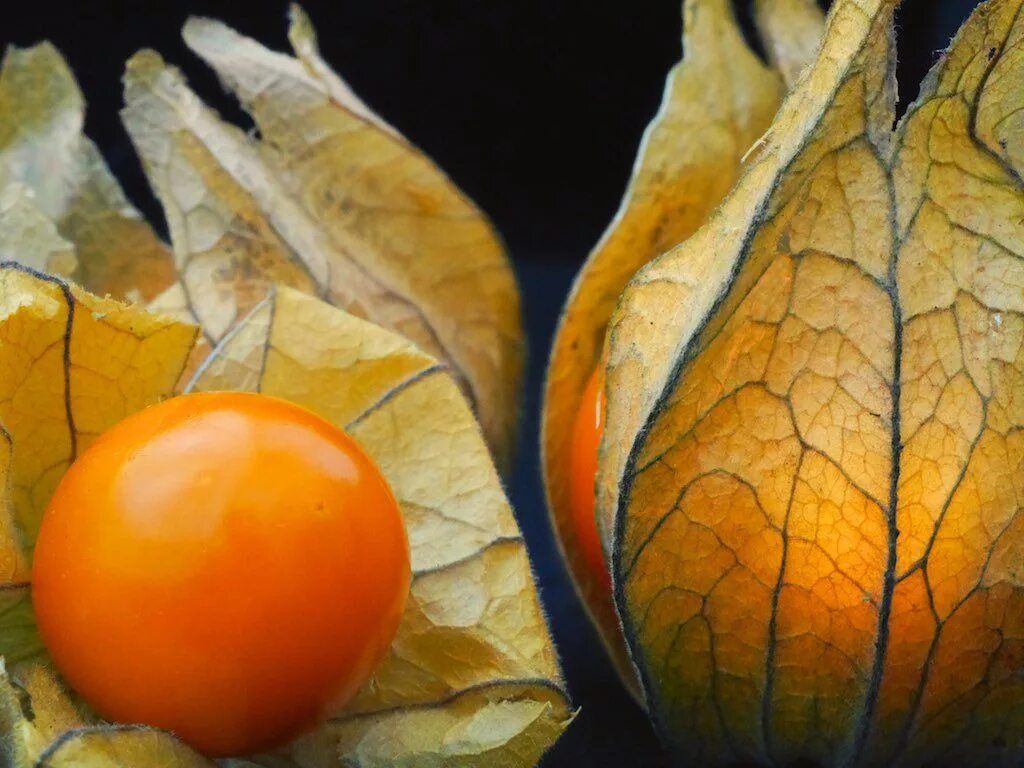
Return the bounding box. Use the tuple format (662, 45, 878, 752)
(604, 0, 1024, 765)
(542, 0, 824, 693)
(0, 8, 565, 767)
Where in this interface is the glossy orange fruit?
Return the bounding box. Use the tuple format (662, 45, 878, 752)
(32, 392, 410, 757)
(569, 364, 611, 594)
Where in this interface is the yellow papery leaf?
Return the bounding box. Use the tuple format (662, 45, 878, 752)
(289, 682, 571, 768)
(0, 375, 39, 668)
(0, 44, 175, 301)
(0, 412, 37, 667)
(541, 0, 820, 693)
(187, 286, 572, 766)
(606, 0, 1024, 765)
(286, 5, 398, 139)
(755, 0, 827, 87)
(0, 265, 197, 553)
(123, 6, 523, 472)
(0, 663, 212, 767)
(1, 663, 85, 766)
(0, 185, 77, 278)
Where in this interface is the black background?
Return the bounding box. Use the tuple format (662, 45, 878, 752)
(5, 1, 982, 765)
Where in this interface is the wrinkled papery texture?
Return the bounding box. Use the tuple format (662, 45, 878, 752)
(606, 0, 1024, 766)
(122, 5, 524, 472)
(0, 662, 213, 767)
(755, 0, 828, 88)
(541, 0, 822, 693)
(0, 264, 569, 767)
(186, 285, 571, 766)
(0, 185, 76, 278)
(0, 44, 175, 301)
